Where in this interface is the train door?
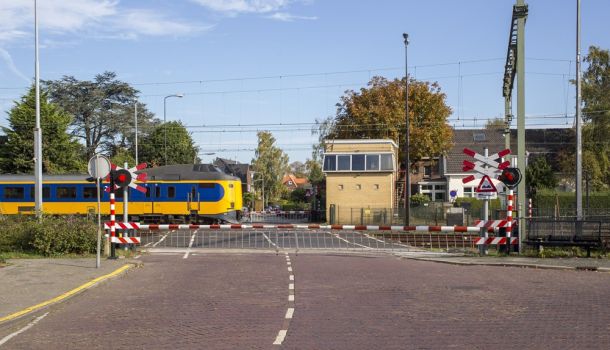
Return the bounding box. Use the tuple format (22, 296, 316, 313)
(187, 185, 200, 213)
(142, 184, 153, 214)
(153, 184, 162, 213)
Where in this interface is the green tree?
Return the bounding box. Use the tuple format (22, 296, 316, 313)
(289, 161, 307, 177)
(0, 87, 85, 174)
(43, 72, 157, 159)
(581, 46, 610, 188)
(560, 46, 610, 189)
(315, 76, 453, 167)
(251, 131, 289, 205)
(485, 117, 506, 130)
(138, 121, 199, 166)
(526, 156, 557, 196)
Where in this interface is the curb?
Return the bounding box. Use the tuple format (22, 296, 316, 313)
(0, 263, 137, 325)
(401, 256, 610, 272)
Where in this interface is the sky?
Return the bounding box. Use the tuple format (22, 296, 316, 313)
(0, 0, 609, 165)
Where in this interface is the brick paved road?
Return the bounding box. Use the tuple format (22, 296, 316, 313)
(2, 253, 609, 349)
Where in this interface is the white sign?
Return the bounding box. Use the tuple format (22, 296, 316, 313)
(476, 192, 498, 199)
(476, 175, 498, 193)
(87, 155, 111, 179)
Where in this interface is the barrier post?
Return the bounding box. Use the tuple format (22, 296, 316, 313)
(507, 189, 513, 255)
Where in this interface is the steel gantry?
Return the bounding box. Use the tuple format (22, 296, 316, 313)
(503, 1, 528, 251)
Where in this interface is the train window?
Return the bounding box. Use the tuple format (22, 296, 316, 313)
(4, 187, 24, 199)
(228, 184, 234, 188)
(83, 187, 97, 199)
(56, 187, 77, 199)
(115, 189, 124, 199)
(30, 186, 51, 199)
(199, 183, 215, 189)
(168, 186, 176, 198)
(155, 186, 161, 198)
(191, 187, 196, 199)
(145, 186, 151, 198)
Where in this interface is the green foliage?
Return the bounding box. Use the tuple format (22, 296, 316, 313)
(454, 197, 502, 219)
(242, 192, 256, 209)
(43, 72, 157, 159)
(289, 187, 308, 203)
(0, 87, 85, 174)
(526, 156, 557, 195)
(0, 215, 97, 256)
(410, 193, 431, 205)
(289, 161, 307, 178)
(110, 148, 137, 168)
(559, 46, 610, 189)
(306, 158, 324, 185)
(315, 76, 453, 166)
(534, 189, 610, 209)
(138, 121, 199, 166)
(251, 131, 289, 204)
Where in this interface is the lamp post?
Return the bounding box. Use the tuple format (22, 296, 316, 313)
(134, 102, 138, 164)
(163, 94, 184, 165)
(403, 33, 410, 226)
(34, 0, 43, 218)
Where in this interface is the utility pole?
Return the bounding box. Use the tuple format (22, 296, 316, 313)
(575, 0, 583, 219)
(403, 33, 410, 226)
(516, 0, 527, 252)
(34, 0, 43, 218)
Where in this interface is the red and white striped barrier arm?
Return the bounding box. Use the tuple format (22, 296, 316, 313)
(104, 222, 141, 230)
(475, 237, 518, 245)
(110, 191, 115, 240)
(137, 224, 481, 232)
(507, 189, 513, 243)
(474, 219, 518, 233)
(111, 236, 141, 244)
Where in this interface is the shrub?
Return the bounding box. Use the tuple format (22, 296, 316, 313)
(0, 215, 97, 256)
(31, 216, 97, 256)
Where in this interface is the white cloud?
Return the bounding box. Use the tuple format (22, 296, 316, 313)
(0, 0, 206, 45)
(267, 12, 317, 22)
(192, 0, 291, 14)
(0, 48, 30, 83)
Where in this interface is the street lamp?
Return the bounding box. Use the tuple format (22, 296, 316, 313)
(163, 94, 184, 165)
(403, 33, 410, 226)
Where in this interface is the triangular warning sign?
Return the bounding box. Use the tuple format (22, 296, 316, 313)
(476, 175, 497, 193)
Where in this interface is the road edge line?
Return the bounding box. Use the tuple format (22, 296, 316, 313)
(0, 263, 135, 324)
(398, 256, 610, 272)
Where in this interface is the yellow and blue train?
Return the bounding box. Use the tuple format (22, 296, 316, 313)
(0, 164, 243, 223)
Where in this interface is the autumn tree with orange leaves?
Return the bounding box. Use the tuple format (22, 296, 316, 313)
(315, 76, 453, 168)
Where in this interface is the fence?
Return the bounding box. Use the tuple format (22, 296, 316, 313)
(328, 204, 467, 226)
(137, 228, 479, 253)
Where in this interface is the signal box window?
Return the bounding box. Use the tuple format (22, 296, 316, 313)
(168, 186, 176, 199)
(366, 155, 379, 171)
(83, 187, 97, 199)
(380, 154, 394, 171)
(57, 187, 76, 199)
(323, 155, 336, 171)
(4, 187, 24, 199)
(351, 154, 365, 171)
(337, 155, 350, 171)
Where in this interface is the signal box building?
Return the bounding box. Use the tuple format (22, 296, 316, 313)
(323, 139, 398, 223)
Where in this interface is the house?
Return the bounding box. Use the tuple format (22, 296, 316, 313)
(212, 158, 252, 195)
(282, 174, 309, 191)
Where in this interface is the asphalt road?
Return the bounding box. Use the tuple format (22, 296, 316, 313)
(2, 253, 610, 349)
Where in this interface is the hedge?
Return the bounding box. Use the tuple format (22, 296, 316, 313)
(534, 189, 610, 209)
(0, 215, 97, 256)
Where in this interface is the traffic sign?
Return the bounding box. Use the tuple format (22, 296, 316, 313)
(87, 155, 111, 179)
(463, 148, 511, 168)
(476, 175, 497, 193)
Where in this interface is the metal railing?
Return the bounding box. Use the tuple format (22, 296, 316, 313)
(328, 204, 464, 226)
(137, 228, 479, 253)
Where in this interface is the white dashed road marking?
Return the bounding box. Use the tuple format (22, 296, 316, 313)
(274, 252, 295, 346)
(262, 233, 278, 248)
(151, 231, 173, 248)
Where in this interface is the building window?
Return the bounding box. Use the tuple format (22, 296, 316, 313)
(435, 192, 445, 201)
(374, 184, 380, 190)
(338, 184, 344, 191)
(323, 153, 394, 172)
(424, 165, 432, 178)
(463, 187, 474, 198)
(366, 154, 379, 171)
(419, 182, 446, 202)
(352, 154, 365, 171)
(355, 184, 361, 190)
(380, 154, 393, 170)
(323, 155, 336, 171)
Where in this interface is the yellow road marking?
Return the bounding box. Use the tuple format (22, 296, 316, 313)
(0, 264, 133, 324)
